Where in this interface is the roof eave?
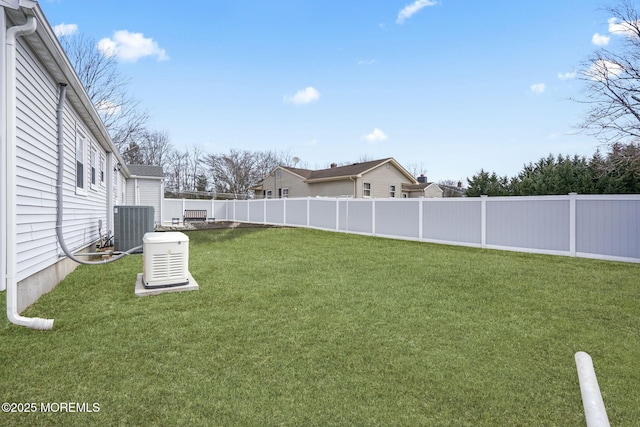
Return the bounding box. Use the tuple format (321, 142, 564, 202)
(15, 4, 125, 165)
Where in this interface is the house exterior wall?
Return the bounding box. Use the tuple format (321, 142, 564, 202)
(424, 184, 443, 198)
(355, 165, 411, 198)
(308, 180, 354, 197)
(15, 35, 110, 284)
(126, 177, 163, 224)
(259, 162, 416, 199)
(2, 6, 126, 312)
(260, 169, 309, 198)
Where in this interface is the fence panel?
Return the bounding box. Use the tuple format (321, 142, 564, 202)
(577, 197, 640, 260)
(265, 199, 285, 224)
(486, 197, 570, 252)
(339, 199, 373, 234)
(375, 199, 420, 239)
(248, 199, 265, 223)
(309, 199, 337, 230)
(233, 201, 249, 222)
(286, 199, 308, 226)
(163, 199, 183, 223)
(214, 201, 228, 221)
(422, 199, 482, 244)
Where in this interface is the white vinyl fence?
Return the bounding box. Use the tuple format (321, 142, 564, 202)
(162, 194, 640, 263)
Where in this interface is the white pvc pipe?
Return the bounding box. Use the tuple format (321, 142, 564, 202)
(575, 351, 610, 427)
(5, 14, 54, 330)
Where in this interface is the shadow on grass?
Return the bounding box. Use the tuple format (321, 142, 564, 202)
(183, 225, 274, 244)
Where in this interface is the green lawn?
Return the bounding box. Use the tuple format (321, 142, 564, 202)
(1, 227, 639, 426)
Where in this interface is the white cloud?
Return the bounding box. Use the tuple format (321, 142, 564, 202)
(608, 17, 638, 37)
(97, 30, 169, 62)
(362, 128, 388, 143)
(396, 0, 437, 24)
(592, 32, 610, 46)
(358, 59, 376, 65)
(53, 23, 77, 37)
(558, 70, 577, 80)
(95, 100, 121, 116)
(284, 86, 320, 105)
(530, 83, 545, 94)
(585, 59, 623, 81)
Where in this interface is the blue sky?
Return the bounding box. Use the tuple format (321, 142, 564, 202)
(41, 0, 616, 182)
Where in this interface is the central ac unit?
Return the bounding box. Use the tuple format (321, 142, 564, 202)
(114, 205, 155, 253)
(142, 232, 189, 289)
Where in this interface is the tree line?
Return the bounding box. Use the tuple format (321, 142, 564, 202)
(466, 142, 640, 196)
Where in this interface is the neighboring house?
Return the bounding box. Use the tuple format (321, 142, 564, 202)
(402, 174, 445, 198)
(0, 2, 143, 325)
(254, 158, 443, 199)
(125, 164, 165, 225)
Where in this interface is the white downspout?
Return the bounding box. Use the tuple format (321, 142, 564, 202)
(1, 9, 8, 292)
(5, 14, 54, 330)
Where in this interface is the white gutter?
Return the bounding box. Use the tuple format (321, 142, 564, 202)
(5, 12, 54, 330)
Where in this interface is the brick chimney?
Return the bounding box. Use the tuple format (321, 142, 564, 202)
(330, 163, 337, 168)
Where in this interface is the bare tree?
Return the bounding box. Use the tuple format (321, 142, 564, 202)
(404, 161, 427, 179)
(165, 150, 189, 192)
(58, 32, 148, 151)
(141, 130, 172, 166)
(205, 149, 257, 196)
(576, 1, 640, 144)
(204, 149, 294, 197)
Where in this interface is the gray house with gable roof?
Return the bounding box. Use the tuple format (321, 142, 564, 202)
(254, 158, 442, 199)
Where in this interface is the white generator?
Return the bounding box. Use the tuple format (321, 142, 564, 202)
(142, 232, 190, 289)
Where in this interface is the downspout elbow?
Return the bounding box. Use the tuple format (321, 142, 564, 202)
(6, 15, 37, 44)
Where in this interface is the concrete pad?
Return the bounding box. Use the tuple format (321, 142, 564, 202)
(134, 272, 199, 297)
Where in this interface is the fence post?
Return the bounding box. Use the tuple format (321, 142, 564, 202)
(575, 351, 610, 427)
(569, 192, 577, 257)
(335, 198, 339, 231)
(418, 199, 424, 241)
(371, 199, 376, 236)
(481, 195, 487, 248)
(306, 197, 310, 227)
(283, 198, 287, 225)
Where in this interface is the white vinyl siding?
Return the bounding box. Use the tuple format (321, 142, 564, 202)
(14, 36, 109, 282)
(126, 177, 163, 225)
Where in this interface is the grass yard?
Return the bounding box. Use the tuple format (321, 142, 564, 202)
(1, 227, 639, 426)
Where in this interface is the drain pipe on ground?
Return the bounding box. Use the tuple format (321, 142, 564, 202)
(55, 83, 142, 265)
(5, 15, 54, 330)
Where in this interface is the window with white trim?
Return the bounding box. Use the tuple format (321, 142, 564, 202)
(99, 153, 106, 186)
(266, 190, 272, 199)
(282, 188, 289, 198)
(90, 145, 98, 189)
(389, 185, 396, 198)
(363, 182, 371, 197)
(75, 131, 87, 193)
